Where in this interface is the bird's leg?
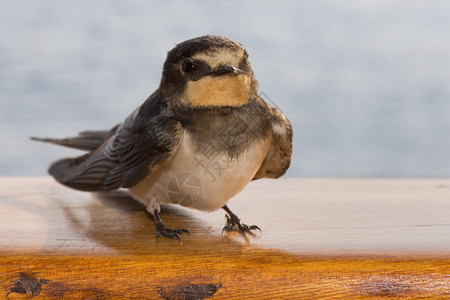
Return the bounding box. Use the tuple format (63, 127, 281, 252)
(222, 205, 261, 233)
(146, 197, 190, 243)
(152, 209, 190, 243)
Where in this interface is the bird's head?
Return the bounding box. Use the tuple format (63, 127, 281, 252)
(160, 35, 258, 107)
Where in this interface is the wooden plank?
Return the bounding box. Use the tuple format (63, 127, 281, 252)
(1, 177, 449, 298)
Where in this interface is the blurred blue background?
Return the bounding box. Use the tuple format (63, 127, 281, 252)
(1, 0, 449, 178)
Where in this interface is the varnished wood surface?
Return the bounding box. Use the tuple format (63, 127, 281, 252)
(1, 177, 449, 298)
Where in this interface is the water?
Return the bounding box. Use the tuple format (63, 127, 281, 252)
(1, 0, 450, 177)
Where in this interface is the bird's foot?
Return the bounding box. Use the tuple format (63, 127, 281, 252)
(155, 220, 191, 243)
(152, 209, 190, 243)
(222, 214, 261, 234)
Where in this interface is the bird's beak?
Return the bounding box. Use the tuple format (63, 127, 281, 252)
(208, 65, 245, 77)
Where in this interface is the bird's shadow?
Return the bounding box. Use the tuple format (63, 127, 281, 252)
(52, 189, 247, 255)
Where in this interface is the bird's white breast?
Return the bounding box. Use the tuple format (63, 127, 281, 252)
(129, 131, 270, 212)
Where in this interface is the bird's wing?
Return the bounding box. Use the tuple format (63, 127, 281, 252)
(48, 98, 184, 191)
(253, 105, 293, 179)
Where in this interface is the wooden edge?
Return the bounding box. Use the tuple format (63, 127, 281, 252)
(1, 250, 449, 299)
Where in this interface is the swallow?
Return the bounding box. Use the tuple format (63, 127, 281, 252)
(32, 35, 293, 243)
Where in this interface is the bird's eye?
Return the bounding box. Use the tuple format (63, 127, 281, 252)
(182, 61, 195, 73)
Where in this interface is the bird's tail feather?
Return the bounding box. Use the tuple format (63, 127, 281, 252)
(31, 126, 118, 151)
(30, 136, 104, 151)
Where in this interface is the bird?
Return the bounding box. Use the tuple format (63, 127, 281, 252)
(32, 35, 293, 243)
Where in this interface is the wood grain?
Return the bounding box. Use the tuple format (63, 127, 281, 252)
(1, 177, 449, 298)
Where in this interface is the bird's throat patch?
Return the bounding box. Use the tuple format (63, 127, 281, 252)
(183, 75, 251, 107)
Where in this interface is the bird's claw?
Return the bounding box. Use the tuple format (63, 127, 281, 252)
(222, 214, 261, 234)
(155, 221, 191, 243)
